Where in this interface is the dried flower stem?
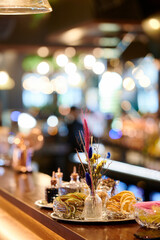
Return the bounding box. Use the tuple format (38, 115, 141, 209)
(76, 150, 86, 175)
(103, 161, 112, 175)
(78, 131, 95, 195)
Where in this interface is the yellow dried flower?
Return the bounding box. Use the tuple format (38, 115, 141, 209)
(91, 153, 101, 160)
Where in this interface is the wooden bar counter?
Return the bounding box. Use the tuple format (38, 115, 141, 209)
(0, 167, 140, 240)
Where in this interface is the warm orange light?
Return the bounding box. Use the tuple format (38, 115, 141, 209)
(149, 18, 160, 30)
(14, 137, 21, 145)
(38, 135, 44, 142)
(48, 127, 58, 136)
(59, 105, 71, 116)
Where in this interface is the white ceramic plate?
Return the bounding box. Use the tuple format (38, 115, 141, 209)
(35, 199, 53, 209)
(50, 212, 135, 223)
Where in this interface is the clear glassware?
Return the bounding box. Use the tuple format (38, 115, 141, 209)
(58, 179, 80, 196)
(97, 178, 119, 198)
(84, 191, 102, 220)
(80, 181, 90, 196)
(134, 202, 160, 229)
(58, 167, 80, 196)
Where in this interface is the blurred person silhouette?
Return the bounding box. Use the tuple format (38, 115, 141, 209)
(67, 106, 83, 153)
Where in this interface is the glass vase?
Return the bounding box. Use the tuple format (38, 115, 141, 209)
(84, 191, 102, 220)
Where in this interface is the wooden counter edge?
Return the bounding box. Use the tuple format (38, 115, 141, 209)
(0, 187, 86, 240)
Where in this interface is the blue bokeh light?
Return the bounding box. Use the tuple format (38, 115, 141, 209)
(10, 111, 21, 122)
(150, 192, 160, 201)
(109, 129, 122, 139)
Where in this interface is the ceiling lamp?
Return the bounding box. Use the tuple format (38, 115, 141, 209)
(0, 0, 52, 15)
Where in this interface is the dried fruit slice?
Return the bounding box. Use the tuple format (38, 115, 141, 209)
(121, 198, 136, 214)
(68, 204, 76, 214)
(59, 195, 71, 201)
(63, 207, 72, 219)
(120, 194, 135, 205)
(128, 199, 137, 213)
(65, 198, 83, 207)
(121, 200, 131, 214)
(107, 202, 121, 212)
(67, 192, 86, 200)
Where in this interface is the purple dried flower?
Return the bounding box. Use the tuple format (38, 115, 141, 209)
(85, 172, 91, 188)
(88, 146, 92, 159)
(107, 152, 111, 159)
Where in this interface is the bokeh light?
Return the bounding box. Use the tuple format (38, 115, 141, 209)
(0, 71, 9, 85)
(84, 54, 96, 69)
(100, 71, 122, 90)
(149, 18, 160, 30)
(56, 54, 68, 67)
(67, 72, 82, 87)
(109, 129, 122, 139)
(123, 77, 135, 91)
(132, 67, 144, 79)
(138, 75, 151, 88)
(125, 61, 135, 69)
(18, 113, 37, 130)
(64, 47, 76, 57)
(111, 118, 123, 131)
(23, 74, 54, 94)
(92, 48, 103, 58)
(48, 126, 58, 136)
(47, 115, 59, 127)
(39, 76, 54, 94)
(65, 62, 77, 75)
(37, 61, 50, 75)
(10, 111, 21, 122)
(37, 46, 49, 57)
(59, 105, 71, 116)
(121, 101, 131, 111)
(51, 75, 68, 94)
(92, 61, 105, 75)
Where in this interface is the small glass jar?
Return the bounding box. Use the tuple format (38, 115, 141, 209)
(58, 167, 80, 196)
(45, 186, 58, 203)
(84, 190, 102, 220)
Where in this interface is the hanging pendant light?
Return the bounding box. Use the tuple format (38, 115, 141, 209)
(0, 0, 52, 15)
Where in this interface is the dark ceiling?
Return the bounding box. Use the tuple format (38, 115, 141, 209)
(0, 0, 160, 59)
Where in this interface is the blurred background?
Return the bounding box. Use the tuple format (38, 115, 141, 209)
(0, 0, 160, 201)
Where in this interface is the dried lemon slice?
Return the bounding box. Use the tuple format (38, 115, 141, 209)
(107, 202, 121, 212)
(106, 190, 137, 215)
(128, 199, 137, 213)
(120, 193, 135, 205)
(118, 190, 135, 197)
(121, 200, 132, 214)
(121, 198, 136, 214)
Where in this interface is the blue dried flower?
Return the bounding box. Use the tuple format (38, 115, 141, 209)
(85, 172, 91, 188)
(88, 146, 92, 159)
(107, 152, 111, 159)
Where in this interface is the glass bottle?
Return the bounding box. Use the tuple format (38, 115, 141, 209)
(79, 178, 90, 196)
(45, 171, 58, 203)
(51, 171, 58, 199)
(58, 166, 80, 196)
(55, 168, 63, 188)
(84, 190, 102, 220)
(70, 166, 80, 188)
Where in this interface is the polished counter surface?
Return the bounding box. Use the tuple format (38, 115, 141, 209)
(0, 168, 140, 240)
